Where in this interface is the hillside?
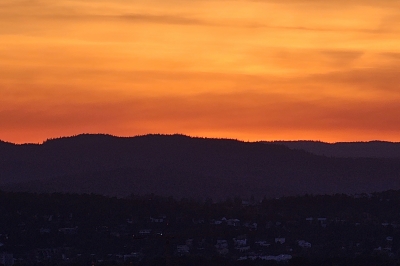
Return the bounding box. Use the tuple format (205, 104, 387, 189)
(269, 141, 400, 158)
(1, 134, 400, 199)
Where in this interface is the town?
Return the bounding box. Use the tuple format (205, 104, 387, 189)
(1, 190, 400, 265)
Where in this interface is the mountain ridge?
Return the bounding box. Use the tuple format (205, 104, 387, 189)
(1, 134, 400, 199)
(268, 140, 400, 158)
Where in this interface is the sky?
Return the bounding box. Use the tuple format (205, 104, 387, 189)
(1, 0, 400, 144)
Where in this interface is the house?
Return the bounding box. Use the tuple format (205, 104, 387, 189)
(150, 216, 164, 223)
(138, 229, 152, 235)
(275, 254, 292, 262)
(255, 240, 270, 247)
(260, 255, 277, 261)
(217, 248, 229, 255)
(241, 200, 250, 207)
(305, 217, 313, 223)
(176, 245, 190, 254)
(154, 230, 163, 236)
(258, 254, 292, 261)
(215, 240, 229, 255)
(123, 253, 141, 262)
(244, 222, 257, 230)
(391, 222, 399, 228)
(298, 240, 312, 248)
(233, 238, 247, 247)
(58, 227, 78, 235)
(235, 246, 250, 252)
(215, 240, 228, 249)
(211, 219, 223, 225)
(227, 219, 240, 226)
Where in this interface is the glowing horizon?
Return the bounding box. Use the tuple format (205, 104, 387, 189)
(2, 132, 400, 146)
(1, 0, 400, 144)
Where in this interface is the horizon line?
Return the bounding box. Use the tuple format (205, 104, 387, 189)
(1, 133, 399, 146)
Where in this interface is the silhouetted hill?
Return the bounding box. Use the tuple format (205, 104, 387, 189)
(0, 140, 14, 148)
(269, 141, 400, 158)
(1, 134, 400, 199)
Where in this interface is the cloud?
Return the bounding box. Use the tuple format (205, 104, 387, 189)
(381, 52, 400, 60)
(320, 50, 364, 61)
(120, 13, 212, 26)
(306, 66, 400, 94)
(241, 23, 380, 33)
(252, 0, 400, 8)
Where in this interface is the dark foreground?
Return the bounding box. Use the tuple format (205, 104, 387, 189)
(2, 191, 400, 265)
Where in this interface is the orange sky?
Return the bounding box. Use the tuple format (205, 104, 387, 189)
(1, 0, 400, 143)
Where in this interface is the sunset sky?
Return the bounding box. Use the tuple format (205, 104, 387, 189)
(1, 0, 400, 143)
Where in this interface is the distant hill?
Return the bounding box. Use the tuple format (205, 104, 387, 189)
(0, 140, 14, 148)
(268, 141, 400, 158)
(1, 134, 400, 199)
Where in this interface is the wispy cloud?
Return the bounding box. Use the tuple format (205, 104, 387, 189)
(120, 13, 212, 26)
